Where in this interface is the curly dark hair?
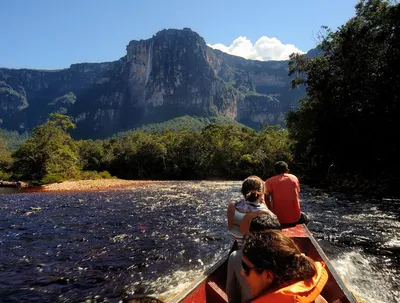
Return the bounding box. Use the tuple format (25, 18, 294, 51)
(242, 230, 316, 289)
(249, 214, 281, 232)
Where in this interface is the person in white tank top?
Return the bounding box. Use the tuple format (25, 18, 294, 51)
(227, 175, 276, 250)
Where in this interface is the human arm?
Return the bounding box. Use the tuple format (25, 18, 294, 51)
(226, 251, 242, 303)
(227, 200, 236, 230)
(264, 181, 273, 210)
(264, 193, 272, 210)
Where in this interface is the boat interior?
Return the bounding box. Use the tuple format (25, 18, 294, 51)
(169, 225, 359, 303)
(126, 225, 359, 303)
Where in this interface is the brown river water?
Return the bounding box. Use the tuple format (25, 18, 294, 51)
(0, 181, 398, 303)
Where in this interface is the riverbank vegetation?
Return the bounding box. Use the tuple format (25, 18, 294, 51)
(287, 0, 400, 195)
(0, 113, 293, 185)
(0, 0, 398, 197)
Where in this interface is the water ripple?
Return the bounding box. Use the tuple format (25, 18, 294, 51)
(0, 181, 398, 303)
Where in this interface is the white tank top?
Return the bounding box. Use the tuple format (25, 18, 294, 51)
(228, 199, 269, 248)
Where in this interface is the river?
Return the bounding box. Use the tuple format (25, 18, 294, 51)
(0, 181, 398, 303)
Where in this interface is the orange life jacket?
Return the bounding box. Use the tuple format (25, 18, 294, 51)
(252, 261, 328, 303)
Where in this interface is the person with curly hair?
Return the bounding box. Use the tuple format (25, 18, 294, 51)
(241, 230, 328, 303)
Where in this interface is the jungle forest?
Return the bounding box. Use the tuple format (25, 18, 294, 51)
(0, 0, 399, 196)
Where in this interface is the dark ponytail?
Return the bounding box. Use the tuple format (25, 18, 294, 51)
(241, 175, 265, 202)
(245, 190, 262, 202)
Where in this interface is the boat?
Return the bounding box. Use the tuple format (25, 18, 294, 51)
(126, 224, 360, 303)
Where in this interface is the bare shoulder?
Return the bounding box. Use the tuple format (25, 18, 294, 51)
(227, 200, 236, 212)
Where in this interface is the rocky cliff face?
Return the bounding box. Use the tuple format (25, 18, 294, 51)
(0, 28, 305, 138)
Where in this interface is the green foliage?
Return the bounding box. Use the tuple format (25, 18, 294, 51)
(48, 92, 76, 115)
(98, 171, 112, 178)
(8, 114, 294, 182)
(76, 139, 108, 171)
(11, 114, 80, 182)
(95, 123, 293, 180)
(0, 170, 10, 181)
(41, 173, 65, 184)
(78, 170, 112, 180)
(48, 92, 77, 106)
(41, 170, 112, 184)
(48, 113, 76, 131)
(0, 135, 12, 170)
(288, 0, 400, 190)
(199, 124, 247, 178)
(0, 87, 28, 110)
(0, 129, 29, 151)
(109, 131, 167, 179)
(0, 133, 13, 181)
(115, 115, 250, 136)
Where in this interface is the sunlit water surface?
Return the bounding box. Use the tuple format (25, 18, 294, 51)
(0, 181, 398, 303)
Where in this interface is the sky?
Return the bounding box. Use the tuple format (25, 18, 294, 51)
(0, 0, 359, 69)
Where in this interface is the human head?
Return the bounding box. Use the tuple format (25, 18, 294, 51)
(241, 230, 316, 298)
(274, 161, 289, 174)
(241, 175, 265, 202)
(249, 214, 281, 233)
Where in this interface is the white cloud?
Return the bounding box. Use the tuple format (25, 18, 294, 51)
(208, 36, 304, 61)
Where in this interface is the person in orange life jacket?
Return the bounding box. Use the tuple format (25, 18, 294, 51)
(241, 231, 328, 303)
(226, 214, 282, 303)
(265, 161, 310, 226)
(227, 176, 276, 250)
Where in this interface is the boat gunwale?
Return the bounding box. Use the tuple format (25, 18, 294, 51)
(168, 254, 229, 303)
(169, 224, 361, 303)
(302, 225, 360, 303)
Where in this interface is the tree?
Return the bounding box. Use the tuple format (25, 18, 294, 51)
(0, 135, 12, 180)
(77, 139, 107, 171)
(164, 130, 206, 179)
(288, 0, 400, 187)
(11, 114, 79, 182)
(108, 131, 167, 179)
(199, 124, 249, 178)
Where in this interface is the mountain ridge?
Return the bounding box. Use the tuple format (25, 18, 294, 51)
(0, 28, 307, 138)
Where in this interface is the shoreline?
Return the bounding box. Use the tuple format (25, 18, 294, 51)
(40, 179, 164, 192)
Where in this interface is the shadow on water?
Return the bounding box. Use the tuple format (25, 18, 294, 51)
(0, 186, 45, 195)
(0, 181, 398, 303)
(0, 187, 23, 195)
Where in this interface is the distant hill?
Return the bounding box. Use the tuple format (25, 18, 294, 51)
(114, 115, 251, 137)
(0, 28, 307, 139)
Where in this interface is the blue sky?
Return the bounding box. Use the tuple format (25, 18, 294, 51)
(0, 0, 358, 69)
